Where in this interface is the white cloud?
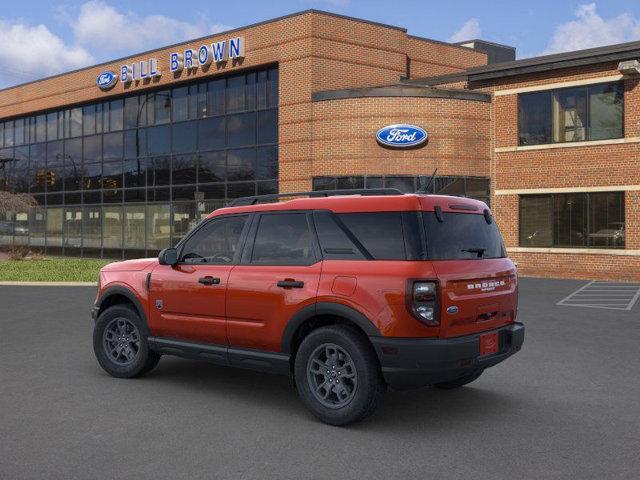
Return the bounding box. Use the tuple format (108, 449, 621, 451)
(448, 18, 481, 43)
(70, 1, 232, 55)
(542, 3, 640, 54)
(0, 20, 93, 88)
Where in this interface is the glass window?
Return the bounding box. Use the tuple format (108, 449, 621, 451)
(102, 160, 122, 190)
(519, 196, 553, 247)
(150, 156, 171, 186)
(198, 116, 225, 150)
(336, 177, 364, 190)
(226, 75, 245, 113)
(83, 135, 102, 163)
(83, 105, 96, 136)
(385, 176, 414, 193)
(172, 153, 197, 185)
(83, 161, 102, 190)
(14, 118, 25, 146)
(197, 83, 207, 118)
(180, 214, 247, 264)
(64, 138, 82, 192)
(124, 96, 139, 129)
(13, 146, 30, 193)
(69, 108, 83, 138)
(4, 121, 14, 147)
(365, 177, 383, 189)
(146, 204, 171, 252)
(103, 206, 123, 249)
(172, 202, 197, 243)
(96, 103, 105, 134)
(64, 207, 83, 251)
(257, 146, 277, 180)
(338, 213, 406, 260)
(424, 212, 506, 260)
(154, 91, 171, 124)
(124, 205, 145, 251)
(147, 125, 171, 155)
(227, 182, 255, 199)
(45, 141, 63, 193)
(45, 113, 58, 141)
(554, 193, 587, 247)
(46, 207, 63, 249)
(109, 100, 124, 131)
(251, 213, 314, 265)
(519, 82, 623, 145)
(103, 132, 123, 160)
(83, 206, 102, 251)
(227, 112, 256, 147)
(123, 158, 146, 188)
(172, 86, 189, 122)
(313, 211, 365, 260)
(588, 193, 625, 248)
(207, 79, 225, 116)
(227, 148, 255, 181)
(268, 68, 278, 108)
(257, 70, 268, 110)
(246, 72, 256, 110)
(553, 87, 588, 143)
(257, 109, 277, 144)
(124, 128, 146, 158)
(172, 120, 197, 153)
(29, 207, 46, 248)
(589, 83, 623, 141)
(519, 193, 625, 248)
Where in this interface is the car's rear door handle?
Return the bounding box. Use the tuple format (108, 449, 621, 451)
(277, 279, 304, 288)
(198, 276, 220, 285)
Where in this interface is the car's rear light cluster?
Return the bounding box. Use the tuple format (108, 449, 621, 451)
(408, 281, 439, 326)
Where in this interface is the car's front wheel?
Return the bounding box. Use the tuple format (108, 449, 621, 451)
(294, 325, 385, 426)
(93, 304, 160, 378)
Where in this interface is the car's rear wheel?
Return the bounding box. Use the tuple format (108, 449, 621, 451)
(93, 304, 160, 378)
(294, 325, 384, 426)
(434, 370, 483, 390)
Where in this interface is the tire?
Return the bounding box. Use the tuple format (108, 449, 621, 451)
(93, 304, 160, 378)
(434, 370, 483, 390)
(294, 325, 385, 426)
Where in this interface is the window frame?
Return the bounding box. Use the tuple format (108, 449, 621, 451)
(518, 192, 625, 249)
(175, 212, 251, 265)
(517, 81, 625, 146)
(241, 211, 321, 266)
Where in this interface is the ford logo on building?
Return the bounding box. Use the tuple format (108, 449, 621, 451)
(96, 71, 118, 90)
(376, 124, 428, 148)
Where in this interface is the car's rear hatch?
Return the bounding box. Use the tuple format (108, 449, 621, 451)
(421, 209, 517, 338)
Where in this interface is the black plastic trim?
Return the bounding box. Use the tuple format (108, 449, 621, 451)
(94, 285, 147, 325)
(148, 337, 291, 375)
(281, 302, 381, 353)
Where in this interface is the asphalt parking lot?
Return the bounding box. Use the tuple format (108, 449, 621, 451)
(1, 277, 639, 480)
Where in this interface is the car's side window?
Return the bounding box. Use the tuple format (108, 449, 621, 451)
(250, 213, 315, 265)
(180, 215, 248, 264)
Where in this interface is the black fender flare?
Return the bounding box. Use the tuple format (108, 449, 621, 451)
(281, 302, 380, 354)
(96, 285, 147, 325)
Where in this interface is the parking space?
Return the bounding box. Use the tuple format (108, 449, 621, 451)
(557, 280, 640, 311)
(1, 278, 640, 480)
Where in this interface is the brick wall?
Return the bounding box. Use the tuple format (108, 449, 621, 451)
(481, 63, 640, 281)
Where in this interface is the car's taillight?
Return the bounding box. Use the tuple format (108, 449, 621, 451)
(408, 280, 439, 326)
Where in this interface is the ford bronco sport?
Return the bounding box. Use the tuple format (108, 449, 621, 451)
(92, 189, 524, 425)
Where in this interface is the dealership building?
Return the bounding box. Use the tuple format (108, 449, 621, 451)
(0, 10, 638, 280)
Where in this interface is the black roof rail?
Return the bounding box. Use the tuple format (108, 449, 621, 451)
(227, 188, 404, 207)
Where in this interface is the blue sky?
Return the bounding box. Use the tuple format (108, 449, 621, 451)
(2, 1, 640, 88)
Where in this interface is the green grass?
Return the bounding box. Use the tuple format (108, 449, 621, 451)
(0, 257, 113, 282)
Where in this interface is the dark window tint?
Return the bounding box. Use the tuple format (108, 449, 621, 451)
(172, 121, 197, 153)
(519, 195, 553, 246)
(337, 213, 406, 260)
(423, 212, 505, 260)
(251, 213, 314, 265)
(147, 125, 170, 155)
(180, 215, 247, 264)
(227, 112, 256, 147)
(313, 211, 365, 260)
(518, 91, 552, 145)
(589, 83, 623, 140)
(198, 116, 225, 150)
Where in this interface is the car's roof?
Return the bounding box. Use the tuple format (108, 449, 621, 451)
(208, 194, 489, 218)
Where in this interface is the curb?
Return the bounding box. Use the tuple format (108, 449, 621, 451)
(0, 281, 98, 286)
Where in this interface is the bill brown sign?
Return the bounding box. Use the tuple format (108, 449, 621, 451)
(97, 36, 245, 89)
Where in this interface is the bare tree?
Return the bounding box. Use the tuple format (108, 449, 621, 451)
(0, 191, 37, 215)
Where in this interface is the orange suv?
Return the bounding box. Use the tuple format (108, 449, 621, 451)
(92, 189, 524, 425)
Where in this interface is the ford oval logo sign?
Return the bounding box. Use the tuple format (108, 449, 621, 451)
(376, 124, 428, 148)
(96, 71, 118, 90)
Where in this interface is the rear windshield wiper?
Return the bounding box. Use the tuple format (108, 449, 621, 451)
(461, 247, 486, 258)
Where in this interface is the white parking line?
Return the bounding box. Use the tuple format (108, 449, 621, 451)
(557, 280, 640, 311)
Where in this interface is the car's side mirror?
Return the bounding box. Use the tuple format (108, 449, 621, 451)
(158, 247, 178, 266)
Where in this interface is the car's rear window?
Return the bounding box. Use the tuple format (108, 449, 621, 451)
(423, 212, 506, 260)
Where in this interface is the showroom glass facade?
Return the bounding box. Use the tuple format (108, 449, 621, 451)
(0, 66, 278, 258)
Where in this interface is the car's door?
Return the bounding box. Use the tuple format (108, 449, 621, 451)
(149, 214, 250, 344)
(226, 211, 322, 352)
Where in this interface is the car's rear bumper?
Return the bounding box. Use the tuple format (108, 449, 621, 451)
(370, 322, 524, 390)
